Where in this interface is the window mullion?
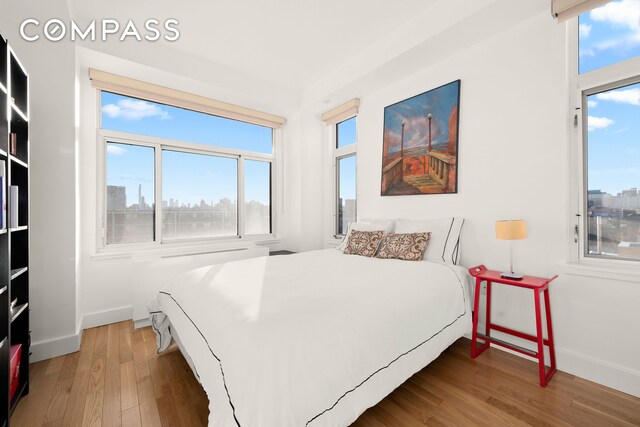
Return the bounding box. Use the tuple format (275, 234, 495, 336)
(238, 155, 245, 238)
(155, 145, 163, 245)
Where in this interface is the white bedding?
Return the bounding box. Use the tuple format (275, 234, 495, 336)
(150, 248, 472, 427)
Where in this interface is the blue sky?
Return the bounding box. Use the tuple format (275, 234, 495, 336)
(580, 1, 640, 195)
(103, 92, 271, 207)
(337, 117, 357, 200)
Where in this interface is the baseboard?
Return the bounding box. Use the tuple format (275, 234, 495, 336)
(555, 346, 640, 398)
(134, 318, 151, 329)
(81, 305, 133, 330)
(30, 333, 81, 363)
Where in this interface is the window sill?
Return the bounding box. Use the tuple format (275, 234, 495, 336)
(562, 261, 640, 283)
(91, 236, 282, 261)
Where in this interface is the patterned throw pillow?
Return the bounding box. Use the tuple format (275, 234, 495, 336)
(376, 232, 431, 261)
(343, 230, 385, 257)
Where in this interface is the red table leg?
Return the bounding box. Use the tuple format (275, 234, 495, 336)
(534, 288, 546, 387)
(485, 281, 492, 339)
(471, 277, 482, 358)
(544, 287, 557, 384)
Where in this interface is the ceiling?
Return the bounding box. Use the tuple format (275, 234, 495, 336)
(68, 0, 441, 92)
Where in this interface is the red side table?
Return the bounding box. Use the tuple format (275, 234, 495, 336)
(468, 265, 558, 387)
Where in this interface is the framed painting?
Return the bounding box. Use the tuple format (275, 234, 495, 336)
(381, 80, 460, 196)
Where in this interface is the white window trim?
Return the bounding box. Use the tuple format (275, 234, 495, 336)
(95, 90, 281, 256)
(565, 18, 640, 280)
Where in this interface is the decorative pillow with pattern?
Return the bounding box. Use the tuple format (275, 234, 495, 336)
(343, 230, 385, 257)
(376, 232, 431, 261)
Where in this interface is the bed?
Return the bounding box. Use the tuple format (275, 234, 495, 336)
(150, 243, 472, 427)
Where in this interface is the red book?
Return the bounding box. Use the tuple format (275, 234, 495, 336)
(9, 344, 21, 400)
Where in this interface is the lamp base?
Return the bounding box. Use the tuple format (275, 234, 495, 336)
(500, 272, 524, 280)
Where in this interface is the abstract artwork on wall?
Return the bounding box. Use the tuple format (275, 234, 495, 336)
(381, 80, 460, 196)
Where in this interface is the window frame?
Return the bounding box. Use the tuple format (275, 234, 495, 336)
(96, 90, 278, 253)
(333, 117, 357, 237)
(569, 17, 640, 268)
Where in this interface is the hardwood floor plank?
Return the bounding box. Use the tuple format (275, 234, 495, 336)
(139, 400, 162, 427)
(570, 398, 639, 427)
(107, 323, 121, 359)
(81, 354, 107, 427)
(122, 405, 142, 427)
(58, 351, 80, 382)
(61, 370, 90, 427)
(119, 320, 133, 331)
(141, 327, 155, 343)
(77, 328, 98, 372)
(148, 351, 171, 399)
(119, 326, 134, 364)
(102, 356, 122, 427)
(156, 394, 183, 427)
(45, 355, 66, 376)
(121, 361, 139, 411)
(42, 376, 74, 424)
(82, 388, 105, 427)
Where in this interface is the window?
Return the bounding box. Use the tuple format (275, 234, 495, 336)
(578, 1, 640, 74)
(106, 142, 155, 244)
(576, 1, 640, 261)
(161, 150, 238, 240)
(334, 117, 357, 235)
(99, 91, 275, 247)
(583, 80, 640, 260)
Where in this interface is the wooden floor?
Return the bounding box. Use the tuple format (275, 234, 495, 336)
(11, 322, 640, 426)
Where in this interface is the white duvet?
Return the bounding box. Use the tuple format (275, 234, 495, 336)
(150, 249, 472, 427)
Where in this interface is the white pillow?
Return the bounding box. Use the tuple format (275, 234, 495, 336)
(395, 217, 464, 264)
(337, 219, 395, 252)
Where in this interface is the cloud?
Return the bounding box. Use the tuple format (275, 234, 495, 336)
(588, 100, 598, 108)
(596, 87, 640, 105)
(107, 145, 127, 155)
(579, 23, 592, 38)
(590, 0, 640, 33)
(588, 116, 614, 131)
(579, 47, 596, 57)
(102, 99, 171, 121)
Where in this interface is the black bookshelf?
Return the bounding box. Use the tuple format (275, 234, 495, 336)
(0, 32, 30, 425)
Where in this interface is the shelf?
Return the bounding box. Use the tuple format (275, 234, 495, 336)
(0, 229, 6, 235)
(10, 303, 27, 323)
(0, 149, 7, 157)
(9, 226, 27, 232)
(0, 83, 6, 95)
(10, 103, 27, 123)
(10, 267, 27, 280)
(9, 155, 27, 169)
(0, 286, 6, 296)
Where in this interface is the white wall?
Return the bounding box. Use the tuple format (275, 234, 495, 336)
(0, 0, 79, 361)
(305, 12, 640, 397)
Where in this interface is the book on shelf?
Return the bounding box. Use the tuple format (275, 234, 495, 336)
(9, 185, 17, 228)
(9, 133, 16, 156)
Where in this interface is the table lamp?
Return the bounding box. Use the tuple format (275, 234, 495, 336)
(495, 220, 527, 280)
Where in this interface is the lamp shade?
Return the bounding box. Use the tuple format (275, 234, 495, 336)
(495, 220, 527, 240)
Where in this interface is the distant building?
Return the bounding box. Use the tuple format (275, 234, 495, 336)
(107, 186, 126, 210)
